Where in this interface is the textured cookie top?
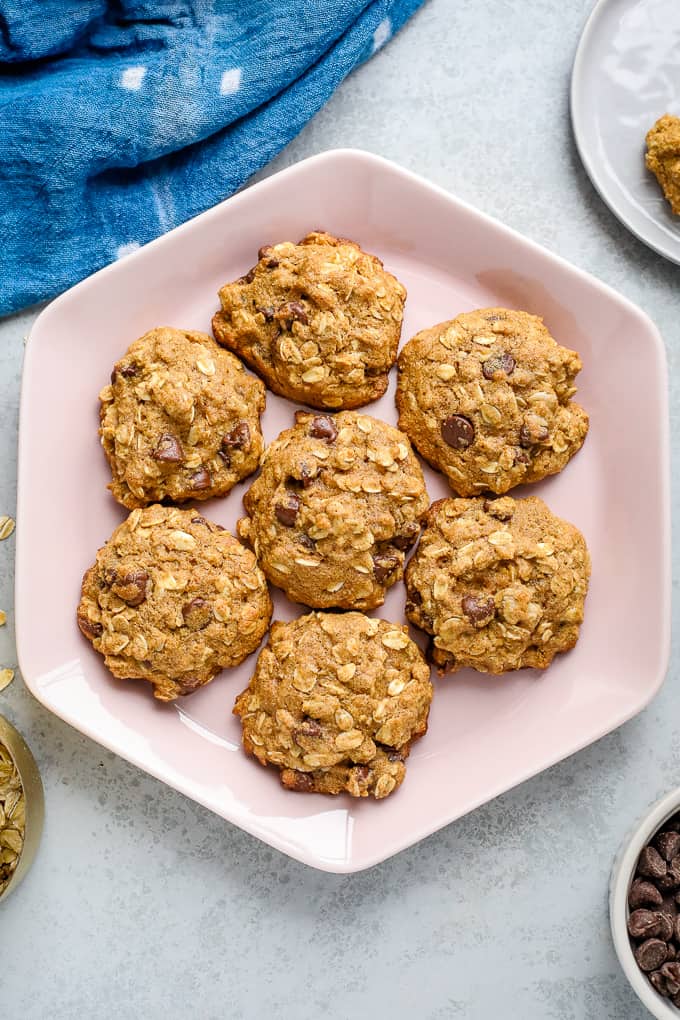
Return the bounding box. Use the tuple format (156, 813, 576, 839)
(238, 411, 429, 610)
(77, 505, 272, 701)
(646, 114, 680, 216)
(234, 611, 433, 799)
(212, 231, 406, 410)
(100, 327, 265, 508)
(396, 308, 588, 496)
(405, 495, 590, 674)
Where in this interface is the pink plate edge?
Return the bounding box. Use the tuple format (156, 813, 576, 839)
(15, 148, 673, 874)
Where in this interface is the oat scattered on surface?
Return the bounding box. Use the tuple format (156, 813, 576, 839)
(0, 517, 15, 541)
(0, 669, 14, 692)
(0, 741, 24, 898)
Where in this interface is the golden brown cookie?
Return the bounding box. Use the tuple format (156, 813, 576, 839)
(100, 327, 265, 509)
(405, 495, 590, 674)
(237, 410, 429, 610)
(234, 611, 433, 798)
(77, 505, 271, 701)
(212, 231, 406, 409)
(396, 308, 588, 496)
(646, 114, 680, 215)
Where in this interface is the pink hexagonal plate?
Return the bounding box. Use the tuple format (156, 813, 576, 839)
(16, 150, 670, 872)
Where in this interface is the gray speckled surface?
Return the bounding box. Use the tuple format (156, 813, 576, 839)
(1, 1, 678, 1017)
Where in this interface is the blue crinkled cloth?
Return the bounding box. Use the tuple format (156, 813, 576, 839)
(0, 0, 423, 315)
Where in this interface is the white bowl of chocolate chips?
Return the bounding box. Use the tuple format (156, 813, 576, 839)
(611, 789, 680, 1017)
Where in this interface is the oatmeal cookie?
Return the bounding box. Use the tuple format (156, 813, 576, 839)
(646, 114, 680, 216)
(100, 327, 265, 508)
(234, 611, 433, 798)
(77, 505, 272, 701)
(396, 308, 588, 495)
(237, 410, 429, 610)
(405, 495, 590, 673)
(212, 231, 406, 409)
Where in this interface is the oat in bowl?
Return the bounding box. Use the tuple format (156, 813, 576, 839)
(0, 714, 44, 903)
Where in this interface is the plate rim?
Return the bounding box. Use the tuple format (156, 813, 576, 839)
(570, 0, 680, 265)
(15, 147, 673, 873)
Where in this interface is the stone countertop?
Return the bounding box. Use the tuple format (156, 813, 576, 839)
(1, 2, 678, 1017)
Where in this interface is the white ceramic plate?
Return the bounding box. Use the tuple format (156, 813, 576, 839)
(16, 150, 670, 873)
(571, 0, 680, 263)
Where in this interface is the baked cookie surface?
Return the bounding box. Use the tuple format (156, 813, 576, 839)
(212, 231, 406, 410)
(396, 308, 588, 496)
(405, 495, 590, 674)
(646, 114, 680, 216)
(77, 505, 272, 701)
(100, 327, 265, 508)
(234, 611, 433, 799)
(238, 411, 429, 610)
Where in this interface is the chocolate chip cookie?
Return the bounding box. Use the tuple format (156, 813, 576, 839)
(234, 611, 433, 798)
(100, 327, 265, 508)
(77, 505, 271, 701)
(396, 308, 588, 496)
(646, 114, 680, 216)
(405, 495, 590, 673)
(237, 411, 429, 610)
(212, 231, 406, 410)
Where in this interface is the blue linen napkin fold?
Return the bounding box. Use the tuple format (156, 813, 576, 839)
(0, 0, 424, 316)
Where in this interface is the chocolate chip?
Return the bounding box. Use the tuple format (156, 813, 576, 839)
(441, 414, 475, 450)
(152, 433, 184, 463)
(295, 717, 322, 739)
(352, 765, 371, 783)
(189, 467, 212, 491)
(628, 910, 663, 940)
(77, 613, 102, 639)
(111, 362, 138, 383)
(113, 570, 149, 607)
(309, 415, 337, 442)
(182, 597, 211, 631)
(373, 554, 399, 583)
(286, 301, 308, 324)
(258, 245, 279, 268)
(393, 522, 420, 551)
(255, 305, 275, 322)
(221, 421, 251, 451)
(283, 770, 315, 792)
(519, 419, 549, 447)
(659, 912, 677, 942)
(408, 589, 423, 606)
(461, 594, 495, 626)
(639, 846, 668, 880)
(658, 832, 680, 861)
(274, 492, 300, 527)
(191, 515, 209, 526)
(629, 879, 664, 910)
(662, 962, 680, 996)
(514, 448, 530, 466)
(636, 939, 669, 972)
(482, 352, 515, 379)
(238, 267, 257, 284)
(650, 969, 670, 996)
(298, 533, 316, 552)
